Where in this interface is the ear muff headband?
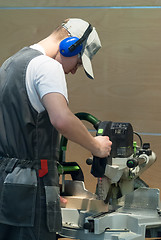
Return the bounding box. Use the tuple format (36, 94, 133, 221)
(60, 24, 93, 57)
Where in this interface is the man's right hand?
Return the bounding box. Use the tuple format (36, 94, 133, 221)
(92, 136, 112, 158)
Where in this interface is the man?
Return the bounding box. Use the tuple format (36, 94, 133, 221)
(0, 18, 112, 240)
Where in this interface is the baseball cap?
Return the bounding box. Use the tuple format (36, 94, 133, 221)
(62, 18, 102, 79)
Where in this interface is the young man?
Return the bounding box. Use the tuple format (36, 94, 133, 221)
(0, 18, 112, 240)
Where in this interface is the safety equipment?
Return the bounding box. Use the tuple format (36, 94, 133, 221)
(59, 24, 93, 57)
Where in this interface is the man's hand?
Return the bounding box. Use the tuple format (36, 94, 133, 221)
(92, 136, 112, 158)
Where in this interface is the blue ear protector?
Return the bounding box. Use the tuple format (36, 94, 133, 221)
(59, 24, 93, 57)
(59, 37, 82, 57)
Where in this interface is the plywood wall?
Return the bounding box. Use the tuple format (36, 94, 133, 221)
(0, 1, 161, 194)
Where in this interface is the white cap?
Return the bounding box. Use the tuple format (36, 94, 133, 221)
(62, 18, 102, 79)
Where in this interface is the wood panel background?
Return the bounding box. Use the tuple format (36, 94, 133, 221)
(0, 1, 161, 198)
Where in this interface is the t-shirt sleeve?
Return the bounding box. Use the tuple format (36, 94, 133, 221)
(33, 56, 68, 102)
(26, 55, 69, 113)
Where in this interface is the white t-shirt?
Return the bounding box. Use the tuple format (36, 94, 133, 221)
(26, 44, 68, 113)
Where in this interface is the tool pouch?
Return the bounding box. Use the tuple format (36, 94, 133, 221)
(0, 164, 37, 227)
(42, 160, 62, 232)
(44, 185, 62, 232)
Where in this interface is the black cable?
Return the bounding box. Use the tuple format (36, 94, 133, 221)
(133, 131, 143, 147)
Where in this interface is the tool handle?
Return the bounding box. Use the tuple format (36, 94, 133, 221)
(91, 156, 108, 177)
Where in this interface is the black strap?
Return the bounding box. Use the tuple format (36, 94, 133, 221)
(69, 24, 93, 52)
(5, 158, 19, 173)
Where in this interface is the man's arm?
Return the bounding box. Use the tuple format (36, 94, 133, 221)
(42, 92, 112, 158)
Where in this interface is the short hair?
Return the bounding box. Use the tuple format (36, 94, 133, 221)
(52, 19, 69, 40)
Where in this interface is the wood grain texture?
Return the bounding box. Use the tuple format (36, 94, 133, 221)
(0, 3, 161, 200)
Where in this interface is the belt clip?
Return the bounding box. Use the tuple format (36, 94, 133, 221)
(39, 159, 48, 177)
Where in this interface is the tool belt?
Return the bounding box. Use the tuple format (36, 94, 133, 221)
(0, 157, 62, 232)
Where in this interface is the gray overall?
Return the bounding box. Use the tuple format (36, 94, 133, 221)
(0, 47, 62, 240)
